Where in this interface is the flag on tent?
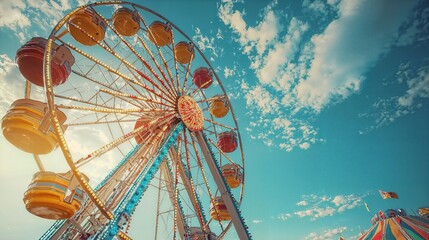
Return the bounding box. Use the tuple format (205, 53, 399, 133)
(378, 190, 398, 199)
(364, 201, 370, 212)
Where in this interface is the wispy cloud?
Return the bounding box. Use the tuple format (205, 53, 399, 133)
(296, 0, 415, 112)
(278, 193, 365, 222)
(192, 27, 224, 58)
(278, 213, 292, 221)
(360, 60, 429, 132)
(252, 219, 263, 224)
(0, 0, 73, 42)
(305, 226, 347, 240)
(217, 0, 418, 151)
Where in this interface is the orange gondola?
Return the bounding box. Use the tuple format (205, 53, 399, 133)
(174, 41, 194, 64)
(113, 8, 140, 36)
(148, 21, 172, 46)
(68, 8, 106, 46)
(209, 97, 229, 118)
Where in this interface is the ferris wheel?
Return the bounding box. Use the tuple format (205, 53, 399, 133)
(1, 1, 251, 239)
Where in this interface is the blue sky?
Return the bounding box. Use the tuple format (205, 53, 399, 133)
(0, 0, 428, 239)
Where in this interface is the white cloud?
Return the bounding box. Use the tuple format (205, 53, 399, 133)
(294, 193, 364, 221)
(396, 5, 429, 46)
(332, 195, 346, 206)
(252, 219, 263, 224)
(192, 27, 223, 58)
(245, 85, 279, 115)
(295, 206, 336, 221)
(278, 213, 292, 221)
(299, 142, 310, 150)
(360, 61, 429, 132)
(305, 227, 347, 240)
(224, 66, 235, 78)
(0, 0, 75, 42)
(0, 54, 26, 117)
(256, 18, 309, 87)
(296, 0, 415, 112)
(303, 0, 330, 15)
(0, 0, 30, 30)
(218, 0, 419, 151)
(219, 0, 279, 56)
(398, 69, 429, 107)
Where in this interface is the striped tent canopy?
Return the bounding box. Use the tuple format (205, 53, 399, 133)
(359, 216, 429, 240)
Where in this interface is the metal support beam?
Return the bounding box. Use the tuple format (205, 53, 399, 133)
(194, 132, 250, 240)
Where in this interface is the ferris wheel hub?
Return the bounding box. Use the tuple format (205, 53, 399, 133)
(177, 96, 204, 132)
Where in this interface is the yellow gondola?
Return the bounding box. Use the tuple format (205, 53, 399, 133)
(221, 164, 242, 189)
(68, 8, 106, 46)
(210, 196, 231, 221)
(148, 21, 172, 46)
(1, 99, 67, 154)
(174, 41, 194, 64)
(209, 97, 229, 118)
(23, 171, 88, 220)
(113, 8, 140, 36)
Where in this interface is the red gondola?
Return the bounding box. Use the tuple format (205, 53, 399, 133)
(16, 37, 75, 87)
(217, 131, 238, 153)
(192, 67, 213, 89)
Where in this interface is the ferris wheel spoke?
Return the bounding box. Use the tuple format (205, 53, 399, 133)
(132, 7, 177, 94)
(204, 118, 236, 131)
(85, 6, 177, 103)
(54, 93, 140, 112)
(99, 88, 175, 109)
(135, 35, 177, 97)
(74, 114, 175, 168)
(64, 118, 136, 128)
(8, 3, 249, 239)
(180, 59, 193, 96)
(58, 40, 177, 106)
(57, 104, 170, 115)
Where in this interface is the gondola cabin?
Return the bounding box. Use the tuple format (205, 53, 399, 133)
(188, 227, 205, 240)
(68, 8, 106, 46)
(16, 37, 75, 87)
(221, 164, 242, 189)
(23, 171, 88, 220)
(134, 117, 151, 144)
(192, 67, 213, 89)
(187, 227, 217, 240)
(210, 196, 231, 221)
(113, 8, 140, 36)
(148, 21, 172, 46)
(1, 99, 67, 154)
(209, 97, 229, 118)
(174, 41, 194, 64)
(217, 131, 238, 153)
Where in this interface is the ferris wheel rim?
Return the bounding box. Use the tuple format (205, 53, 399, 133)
(41, 1, 246, 238)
